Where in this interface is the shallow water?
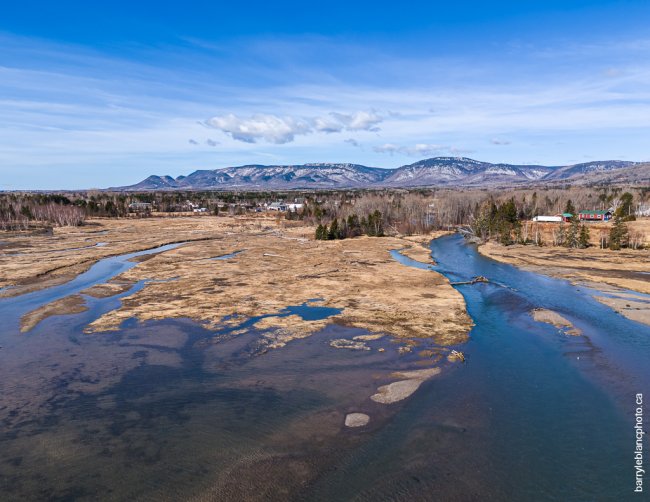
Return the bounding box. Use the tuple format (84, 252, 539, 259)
(0, 242, 184, 330)
(0, 235, 648, 500)
(209, 250, 245, 260)
(389, 249, 436, 271)
(281, 301, 342, 320)
(368, 235, 650, 500)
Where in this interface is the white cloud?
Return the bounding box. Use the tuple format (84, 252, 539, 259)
(202, 113, 311, 144)
(331, 110, 382, 131)
(412, 143, 448, 156)
(203, 110, 383, 143)
(344, 138, 361, 147)
(206, 138, 219, 146)
(491, 138, 511, 145)
(312, 115, 344, 133)
(373, 143, 400, 155)
(2, 32, 650, 188)
(374, 143, 458, 157)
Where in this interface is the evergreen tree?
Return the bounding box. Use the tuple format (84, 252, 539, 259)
(556, 223, 566, 247)
(328, 218, 339, 240)
(104, 200, 118, 217)
(346, 214, 361, 237)
(470, 202, 491, 241)
(564, 199, 576, 215)
(565, 218, 580, 248)
(360, 216, 368, 235)
(315, 224, 327, 240)
(20, 205, 33, 219)
(578, 224, 590, 249)
(366, 210, 384, 237)
(615, 192, 634, 219)
(498, 222, 513, 246)
(609, 217, 629, 250)
(499, 198, 518, 224)
(366, 212, 376, 236)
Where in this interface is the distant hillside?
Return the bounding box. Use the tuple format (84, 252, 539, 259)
(542, 160, 637, 180)
(119, 163, 391, 191)
(382, 157, 554, 186)
(555, 162, 650, 186)
(113, 157, 645, 190)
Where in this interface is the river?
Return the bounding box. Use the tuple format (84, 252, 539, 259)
(301, 235, 649, 500)
(0, 235, 647, 500)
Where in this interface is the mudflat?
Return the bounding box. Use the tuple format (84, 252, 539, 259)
(0, 216, 253, 297)
(3, 217, 472, 347)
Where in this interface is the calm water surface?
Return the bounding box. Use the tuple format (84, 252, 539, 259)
(0, 235, 648, 501)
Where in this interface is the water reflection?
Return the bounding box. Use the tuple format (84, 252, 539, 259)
(0, 235, 647, 500)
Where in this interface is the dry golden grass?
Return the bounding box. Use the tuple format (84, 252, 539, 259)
(85, 229, 472, 345)
(20, 294, 87, 333)
(480, 218, 650, 325)
(3, 216, 472, 346)
(523, 218, 650, 248)
(1, 216, 279, 295)
(480, 240, 650, 294)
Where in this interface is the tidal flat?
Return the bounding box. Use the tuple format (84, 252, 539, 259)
(2, 218, 648, 500)
(0, 217, 474, 500)
(2, 217, 471, 345)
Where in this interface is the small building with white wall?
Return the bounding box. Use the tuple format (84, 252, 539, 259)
(532, 215, 563, 223)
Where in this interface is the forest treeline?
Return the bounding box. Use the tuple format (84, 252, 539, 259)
(0, 194, 85, 230)
(465, 197, 643, 250)
(314, 211, 384, 240)
(1, 187, 648, 250)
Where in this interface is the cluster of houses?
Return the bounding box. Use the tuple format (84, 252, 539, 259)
(532, 210, 613, 223)
(128, 202, 153, 212)
(128, 199, 303, 214)
(266, 202, 304, 212)
(128, 200, 207, 213)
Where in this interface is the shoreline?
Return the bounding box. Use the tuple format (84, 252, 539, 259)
(4, 218, 473, 349)
(478, 241, 650, 326)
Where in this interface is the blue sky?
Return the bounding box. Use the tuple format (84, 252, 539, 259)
(2, 1, 650, 189)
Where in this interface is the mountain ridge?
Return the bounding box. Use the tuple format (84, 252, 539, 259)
(113, 157, 643, 190)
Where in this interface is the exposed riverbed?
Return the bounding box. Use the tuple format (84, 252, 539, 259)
(0, 233, 647, 500)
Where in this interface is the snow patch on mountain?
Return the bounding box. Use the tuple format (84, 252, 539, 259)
(114, 157, 640, 190)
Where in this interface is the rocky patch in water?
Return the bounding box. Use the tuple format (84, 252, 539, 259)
(370, 367, 442, 404)
(344, 413, 370, 427)
(531, 308, 582, 336)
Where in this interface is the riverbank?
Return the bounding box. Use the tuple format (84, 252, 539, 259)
(479, 240, 650, 325)
(0, 217, 264, 297)
(2, 230, 648, 501)
(2, 217, 472, 347)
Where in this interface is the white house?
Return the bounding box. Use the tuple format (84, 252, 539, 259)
(532, 215, 563, 223)
(268, 202, 288, 211)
